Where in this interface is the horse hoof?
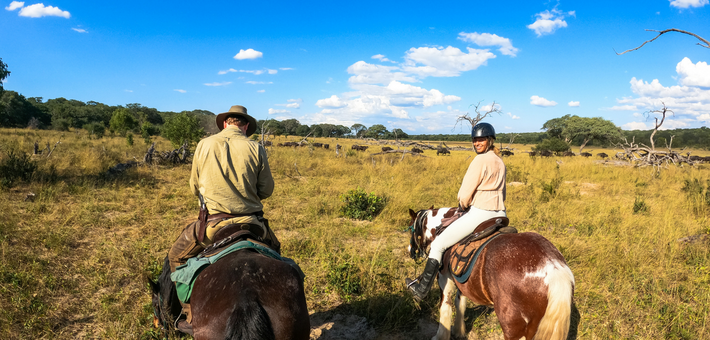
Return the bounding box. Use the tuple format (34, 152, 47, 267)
(176, 319, 194, 336)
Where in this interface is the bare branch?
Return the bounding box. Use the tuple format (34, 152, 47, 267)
(453, 101, 502, 132)
(616, 28, 710, 55)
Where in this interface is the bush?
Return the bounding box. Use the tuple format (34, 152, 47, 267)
(340, 187, 387, 220)
(109, 108, 138, 136)
(162, 112, 204, 148)
(51, 118, 71, 131)
(83, 122, 106, 138)
(0, 148, 37, 188)
(534, 137, 570, 153)
(126, 133, 134, 146)
(633, 196, 649, 214)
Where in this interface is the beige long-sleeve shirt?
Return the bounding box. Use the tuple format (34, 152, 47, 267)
(189, 126, 274, 216)
(457, 150, 506, 211)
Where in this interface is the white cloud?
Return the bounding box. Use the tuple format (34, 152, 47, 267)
(347, 61, 417, 85)
(530, 95, 558, 107)
(72, 27, 87, 33)
(218, 68, 275, 75)
(124, 89, 133, 93)
(233, 48, 263, 60)
(17, 3, 70, 18)
(316, 95, 347, 109)
(568, 101, 580, 107)
(204, 81, 232, 86)
(676, 57, 710, 88)
(402, 46, 496, 77)
(245, 81, 273, 84)
(670, 0, 708, 8)
(174, 89, 186, 93)
(698, 113, 710, 122)
(527, 9, 570, 37)
(372, 54, 395, 63)
(457, 32, 519, 57)
(257, 89, 265, 93)
(622, 122, 648, 130)
(279, 67, 293, 71)
(5, 1, 23, 11)
(507, 112, 520, 119)
(277, 99, 302, 109)
(268, 108, 289, 115)
(609, 104, 638, 111)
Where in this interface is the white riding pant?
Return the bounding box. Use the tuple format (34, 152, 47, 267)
(428, 207, 507, 263)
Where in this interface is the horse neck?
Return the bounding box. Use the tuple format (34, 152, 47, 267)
(423, 207, 454, 242)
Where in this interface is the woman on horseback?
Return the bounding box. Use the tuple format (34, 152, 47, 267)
(406, 122, 507, 301)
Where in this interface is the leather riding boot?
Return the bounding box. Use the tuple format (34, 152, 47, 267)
(175, 301, 193, 335)
(405, 258, 440, 301)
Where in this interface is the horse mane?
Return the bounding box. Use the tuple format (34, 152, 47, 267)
(225, 295, 275, 340)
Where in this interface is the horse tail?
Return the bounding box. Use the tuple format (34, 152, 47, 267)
(533, 260, 575, 340)
(225, 296, 275, 340)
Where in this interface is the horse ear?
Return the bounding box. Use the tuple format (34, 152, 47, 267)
(429, 205, 434, 210)
(409, 209, 417, 219)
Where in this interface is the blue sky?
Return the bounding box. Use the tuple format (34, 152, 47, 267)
(2, 1, 709, 134)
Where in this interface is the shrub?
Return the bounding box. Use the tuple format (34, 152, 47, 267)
(51, 118, 71, 131)
(109, 108, 138, 136)
(0, 148, 37, 188)
(534, 137, 570, 153)
(633, 196, 649, 214)
(126, 133, 134, 146)
(83, 122, 106, 138)
(162, 112, 204, 148)
(340, 187, 387, 220)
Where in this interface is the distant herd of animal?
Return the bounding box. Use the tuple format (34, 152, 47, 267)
(260, 140, 622, 158)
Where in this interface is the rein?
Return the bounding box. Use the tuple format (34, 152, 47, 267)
(408, 210, 429, 262)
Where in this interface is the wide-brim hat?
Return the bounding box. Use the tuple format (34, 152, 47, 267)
(215, 105, 257, 136)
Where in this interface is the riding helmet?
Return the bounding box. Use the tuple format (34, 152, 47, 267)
(472, 122, 496, 139)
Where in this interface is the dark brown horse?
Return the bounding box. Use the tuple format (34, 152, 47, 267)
(149, 250, 310, 340)
(407, 208, 575, 340)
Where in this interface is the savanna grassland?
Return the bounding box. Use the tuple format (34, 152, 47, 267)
(1, 127, 709, 339)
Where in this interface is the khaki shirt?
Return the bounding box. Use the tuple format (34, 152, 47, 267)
(457, 151, 506, 211)
(189, 126, 274, 219)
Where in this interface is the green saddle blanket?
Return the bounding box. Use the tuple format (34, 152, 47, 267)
(170, 240, 305, 303)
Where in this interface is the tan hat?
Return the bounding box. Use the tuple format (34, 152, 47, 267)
(215, 105, 257, 136)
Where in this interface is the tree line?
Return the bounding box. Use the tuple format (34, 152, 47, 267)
(2, 58, 709, 150)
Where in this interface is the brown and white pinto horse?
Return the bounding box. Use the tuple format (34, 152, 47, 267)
(407, 208, 575, 340)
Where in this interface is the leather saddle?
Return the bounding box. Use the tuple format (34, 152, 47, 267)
(447, 217, 517, 281)
(201, 223, 275, 258)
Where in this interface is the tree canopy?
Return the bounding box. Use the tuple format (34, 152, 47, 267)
(0, 58, 9, 93)
(542, 115, 622, 153)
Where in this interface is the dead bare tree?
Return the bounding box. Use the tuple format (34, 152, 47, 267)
(500, 133, 520, 151)
(454, 101, 502, 130)
(616, 103, 699, 168)
(616, 28, 709, 55)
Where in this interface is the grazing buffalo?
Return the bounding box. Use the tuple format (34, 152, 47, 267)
(539, 150, 553, 157)
(561, 151, 576, 157)
(312, 143, 323, 148)
(501, 150, 514, 157)
(352, 145, 369, 151)
(411, 147, 424, 154)
(260, 140, 272, 147)
(528, 151, 537, 157)
(580, 152, 592, 157)
(323, 144, 329, 149)
(436, 147, 450, 156)
(382, 146, 394, 152)
(597, 152, 609, 159)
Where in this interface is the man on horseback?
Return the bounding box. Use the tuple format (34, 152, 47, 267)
(406, 122, 507, 301)
(167, 105, 280, 328)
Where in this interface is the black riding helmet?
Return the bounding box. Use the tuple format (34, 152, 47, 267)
(472, 122, 496, 139)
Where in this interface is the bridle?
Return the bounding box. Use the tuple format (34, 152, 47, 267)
(408, 209, 429, 262)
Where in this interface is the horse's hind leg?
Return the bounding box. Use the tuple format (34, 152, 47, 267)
(433, 272, 456, 340)
(453, 291, 467, 338)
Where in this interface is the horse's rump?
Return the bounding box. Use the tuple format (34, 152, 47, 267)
(190, 250, 310, 340)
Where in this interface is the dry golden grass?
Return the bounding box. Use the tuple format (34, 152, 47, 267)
(1, 128, 709, 339)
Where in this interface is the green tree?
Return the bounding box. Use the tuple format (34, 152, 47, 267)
(351, 124, 366, 138)
(281, 119, 301, 136)
(542, 114, 572, 142)
(566, 116, 623, 153)
(0, 91, 45, 128)
(364, 124, 388, 139)
(109, 108, 139, 136)
(162, 112, 204, 148)
(0, 58, 9, 93)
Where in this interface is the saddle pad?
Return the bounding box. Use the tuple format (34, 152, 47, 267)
(449, 233, 501, 283)
(171, 240, 303, 304)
